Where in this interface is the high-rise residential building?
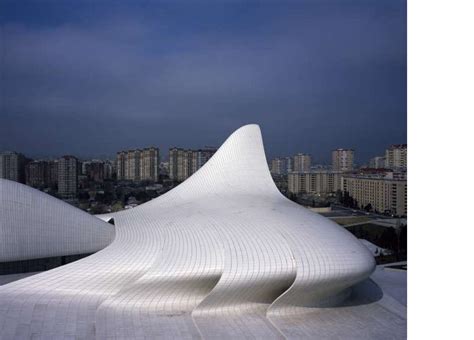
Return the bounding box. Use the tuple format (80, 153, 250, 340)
(271, 157, 293, 175)
(192, 148, 216, 173)
(169, 147, 184, 182)
(116, 151, 126, 180)
(77, 160, 83, 176)
(288, 170, 342, 194)
(270, 158, 281, 175)
(271, 158, 286, 175)
(0, 151, 28, 183)
(169, 147, 216, 182)
(49, 160, 59, 189)
(293, 153, 311, 172)
(332, 148, 354, 171)
(341, 170, 407, 216)
(183, 150, 194, 180)
(369, 156, 386, 169)
(83, 160, 106, 182)
(126, 150, 141, 182)
(103, 160, 115, 180)
(117, 148, 159, 182)
(58, 156, 78, 198)
(140, 147, 160, 182)
(385, 144, 407, 169)
(25, 160, 50, 188)
(285, 156, 293, 173)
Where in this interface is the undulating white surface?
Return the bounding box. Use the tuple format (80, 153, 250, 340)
(0, 125, 404, 339)
(0, 179, 115, 262)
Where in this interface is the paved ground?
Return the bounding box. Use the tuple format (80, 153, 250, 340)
(320, 204, 395, 220)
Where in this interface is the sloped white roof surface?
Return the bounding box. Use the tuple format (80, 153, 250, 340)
(0, 125, 388, 339)
(0, 179, 114, 262)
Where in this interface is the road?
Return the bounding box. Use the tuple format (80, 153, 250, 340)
(320, 204, 395, 220)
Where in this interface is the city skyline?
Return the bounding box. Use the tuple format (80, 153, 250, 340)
(0, 141, 404, 167)
(1, 1, 406, 164)
(1, 124, 407, 219)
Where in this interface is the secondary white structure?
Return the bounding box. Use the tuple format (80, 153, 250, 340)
(0, 180, 114, 262)
(0, 125, 402, 339)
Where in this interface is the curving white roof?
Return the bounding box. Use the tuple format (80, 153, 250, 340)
(0, 125, 377, 339)
(0, 179, 115, 262)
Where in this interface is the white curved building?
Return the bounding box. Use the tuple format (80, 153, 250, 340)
(0, 125, 405, 339)
(0, 179, 115, 263)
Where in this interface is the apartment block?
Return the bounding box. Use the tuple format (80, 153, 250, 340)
(270, 157, 291, 175)
(192, 148, 215, 173)
(58, 156, 78, 198)
(332, 148, 354, 171)
(369, 156, 386, 169)
(169, 147, 216, 182)
(117, 147, 160, 182)
(385, 144, 407, 169)
(293, 153, 311, 172)
(103, 160, 115, 180)
(140, 148, 160, 182)
(82, 160, 106, 182)
(0, 151, 28, 183)
(49, 160, 59, 188)
(25, 160, 51, 188)
(271, 158, 283, 175)
(117, 152, 126, 180)
(342, 171, 407, 216)
(126, 150, 141, 182)
(169, 148, 185, 182)
(288, 170, 342, 195)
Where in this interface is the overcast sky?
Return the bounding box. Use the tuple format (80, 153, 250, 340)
(0, 0, 406, 164)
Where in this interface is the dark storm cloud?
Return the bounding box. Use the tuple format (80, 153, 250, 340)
(0, 1, 406, 163)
